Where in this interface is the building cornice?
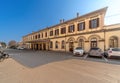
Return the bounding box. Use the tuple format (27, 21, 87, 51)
(25, 27, 120, 42)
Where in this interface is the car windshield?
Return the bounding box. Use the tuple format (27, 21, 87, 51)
(76, 47, 82, 50)
(112, 48, 120, 51)
(90, 48, 99, 50)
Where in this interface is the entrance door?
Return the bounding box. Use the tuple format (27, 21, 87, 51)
(69, 42, 74, 52)
(31, 44, 34, 50)
(40, 44, 42, 50)
(91, 38, 97, 48)
(36, 44, 39, 50)
(91, 41, 97, 48)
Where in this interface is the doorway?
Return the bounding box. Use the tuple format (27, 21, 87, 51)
(36, 44, 39, 50)
(40, 44, 42, 50)
(69, 42, 74, 52)
(43, 43, 46, 50)
(91, 38, 97, 48)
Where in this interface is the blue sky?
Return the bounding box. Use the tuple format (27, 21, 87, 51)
(0, 0, 120, 43)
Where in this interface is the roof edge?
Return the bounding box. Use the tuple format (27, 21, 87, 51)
(23, 7, 108, 37)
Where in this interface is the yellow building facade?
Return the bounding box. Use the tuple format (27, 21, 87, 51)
(23, 7, 120, 52)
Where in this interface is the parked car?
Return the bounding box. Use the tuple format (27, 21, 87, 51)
(104, 48, 120, 58)
(73, 47, 84, 56)
(88, 47, 104, 57)
(17, 47, 25, 50)
(9, 46, 17, 49)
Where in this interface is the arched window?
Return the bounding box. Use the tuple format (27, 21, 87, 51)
(91, 38, 97, 48)
(109, 36, 118, 48)
(78, 39, 84, 48)
(61, 40, 65, 49)
(38, 34, 40, 38)
(55, 41, 58, 49)
(50, 41, 53, 48)
(35, 35, 37, 39)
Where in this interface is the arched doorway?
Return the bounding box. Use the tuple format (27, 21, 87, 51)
(36, 44, 39, 50)
(69, 42, 74, 52)
(40, 44, 42, 50)
(109, 36, 118, 48)
(55, 41, 59, 49)
(91, 38, 97, 48)
(43, 43, 46, 50)
(67, 37, 75, 52)
(88, 35, 101, 48)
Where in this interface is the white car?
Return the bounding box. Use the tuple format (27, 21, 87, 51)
(104, 48, 120, 58)
(73, 47, 84, 56)
(17, 47, 25, 50)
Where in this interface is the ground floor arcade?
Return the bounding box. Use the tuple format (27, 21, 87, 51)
(26, 39, 50, 51)
(26, 34, 119, 52)
(30, 43, 49, 50)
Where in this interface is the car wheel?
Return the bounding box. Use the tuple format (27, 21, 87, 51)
(103, 53, 108, 58)
(107, 55, 111, 59)
(5, 54, 9, 59)
(73, 53, 76, 56)
(80, 54, 84, 57)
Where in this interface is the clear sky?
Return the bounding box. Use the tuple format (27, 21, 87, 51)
(0, 0, 120, 43)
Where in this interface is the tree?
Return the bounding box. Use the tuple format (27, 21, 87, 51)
(0, 42, 7, 48)
(8, 40, 17, 48)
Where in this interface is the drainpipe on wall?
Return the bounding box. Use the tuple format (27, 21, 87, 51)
(103, 29, 106, 51)
(65, 33, 66, 52)
(47, 27, 50, 51)
(65, 28, 67, 52)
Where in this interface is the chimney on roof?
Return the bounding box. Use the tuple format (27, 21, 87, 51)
(63, 19, 65, 22)
(60, 19, 62, 23)
(77, 12, 79, 17)
(60, 19, 65, 23)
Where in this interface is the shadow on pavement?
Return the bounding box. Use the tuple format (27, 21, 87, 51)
(5, 49, 73, 68)
(4, 49, 120, 68)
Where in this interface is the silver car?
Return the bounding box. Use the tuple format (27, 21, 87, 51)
(88, 48, 103, 57)
(73, 47, 84, 56)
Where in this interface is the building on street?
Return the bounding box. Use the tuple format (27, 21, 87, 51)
(22, 7, 120, 52)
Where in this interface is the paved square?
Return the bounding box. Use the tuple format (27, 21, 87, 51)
(0, 49, 120, 83)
